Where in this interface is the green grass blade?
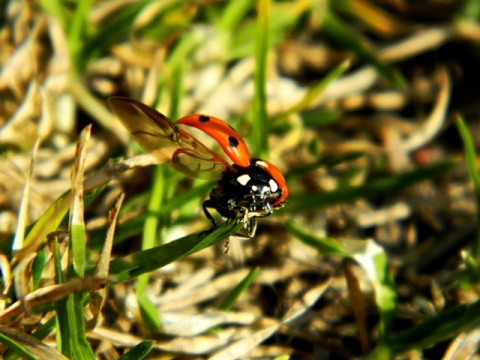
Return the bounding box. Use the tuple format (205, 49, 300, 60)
(17, 182, 107, 266)
(456, 115, 480, 258)
(286, 152, 364, 179)
(72, 293, 95, 359)
(54, 297, 70, 356)
(322, 10, 405, 88)
(118, 340, 154, 360)
(0, 330, 37, 360)
(284, 161, 456, 213)
(278, 59, 351, 119)
(218, 0, 255, 31)
(67, 0, 93, 70)
(31, 251, 47, 290)
(109, 220, 243, 282)
(137, 295, 161, 330)
(219, 267, 260, 311)
(285, 221, 346, 256)
(0, 325, 63, 360)
(82, 1, 151, 65)
(38, 0, 68, 29)
(69, 125, 91, 279)
(137, 165, 165, 296)
(382, 300, 480, 357)
(252, 0, 270, 158)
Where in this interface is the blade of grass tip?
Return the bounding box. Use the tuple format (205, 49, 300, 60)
(462, 250, 480, 284)
(456, 115, 480, 259)
(252, 0, 270, 158)
(14, 180, 107, 268)
(118, 340, 154, 360)
(12, 138, 40, 252)
(90, 192, 125, 327)
(60, 123, 95, 359)
(69, 124, 91, 279)
(14, 155, 154, 266)
(402, 67, 451, 152)
(12, 87, 51, 251)
(68, 126, 96, 360)
(219, 267, 260, 311)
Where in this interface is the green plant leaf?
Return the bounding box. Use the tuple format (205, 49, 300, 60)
(118, 340, 154, 360)
(108, 220, 244, 282)
(284, 161, 456, 213)
(219, 267, 260, 311)
(456, 115, 480, 258)
(322, 10, 405, 87)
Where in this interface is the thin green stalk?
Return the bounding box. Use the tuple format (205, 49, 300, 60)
(252, 0, 270, 158)
(137, 165, 165, 294)
(456, 116, 480, 258)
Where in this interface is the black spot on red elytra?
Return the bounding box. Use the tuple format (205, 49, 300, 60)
(229, 136, 239, 147)
(199, 115, 210, 122)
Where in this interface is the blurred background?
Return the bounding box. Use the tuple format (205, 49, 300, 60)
(1, 0, 480, 359)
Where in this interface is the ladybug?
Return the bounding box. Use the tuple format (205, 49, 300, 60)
(108, 97, 289, 238)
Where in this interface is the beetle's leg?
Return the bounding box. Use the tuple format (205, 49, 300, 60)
(197, 200, 219, 238)
(202, 200, 217, 227)
(246, 217, 257, 238)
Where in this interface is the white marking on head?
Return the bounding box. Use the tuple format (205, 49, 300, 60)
(237, 174, 251, 186)
(269, 179, 278, 192)
(251, 185, 258, 191)
(255, 160, 268, 168)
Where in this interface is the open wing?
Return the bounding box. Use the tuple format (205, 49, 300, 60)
(108, 97, 229, 180)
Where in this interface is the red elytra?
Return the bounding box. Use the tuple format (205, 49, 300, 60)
(176, 114, 251, 168)
(108, 96, 288, 237)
